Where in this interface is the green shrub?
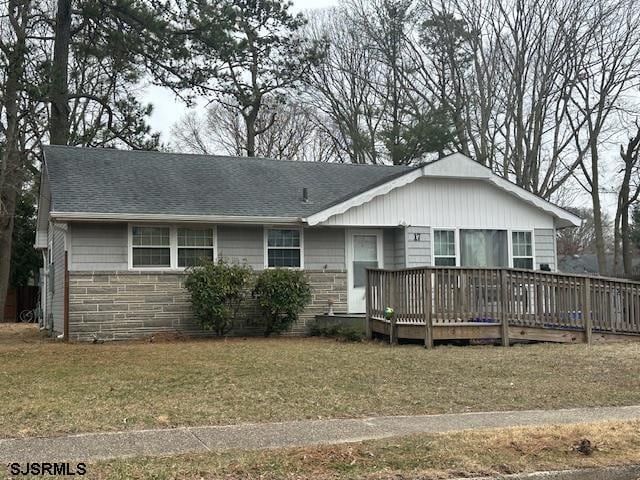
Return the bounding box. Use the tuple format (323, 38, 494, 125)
(183, 259, 253, 336)
(254, 268, 311, 337)
(309, 322, 364, 342)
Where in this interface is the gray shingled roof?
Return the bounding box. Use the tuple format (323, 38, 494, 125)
(44, 146, 415, 218)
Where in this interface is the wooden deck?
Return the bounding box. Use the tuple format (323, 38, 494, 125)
(366, 267, 640, 347)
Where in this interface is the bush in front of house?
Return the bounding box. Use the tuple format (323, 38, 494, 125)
(253, 268, 311, 337)
(184, 259, 253, 336)
(309, 322, 364, 342)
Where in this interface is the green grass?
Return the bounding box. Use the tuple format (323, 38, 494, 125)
(94, 421, 640, 479)
(2, 324, 640, 438)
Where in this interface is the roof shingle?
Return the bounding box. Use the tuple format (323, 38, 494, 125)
(44, 146, 414, 218)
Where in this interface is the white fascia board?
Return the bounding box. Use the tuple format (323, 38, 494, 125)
(50, 211, 303, 225)
(425, 153, 581, 228)
(486, 177, 581, 228)
(304, 168, 425, 226)
(306, 152, 581, 228)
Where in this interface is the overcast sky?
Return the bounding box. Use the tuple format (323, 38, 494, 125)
(141, 0, 339, 143)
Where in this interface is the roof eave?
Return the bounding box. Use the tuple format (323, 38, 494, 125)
(50, 211, 304, 225)
(305, 153, 583, 228)
(304, 167, 425, 225)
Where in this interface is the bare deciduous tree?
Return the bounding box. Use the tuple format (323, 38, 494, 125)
(172, 98, 332, 162)
(304, 7, 383, 163)
(613, 123, 640, 275)
(565, 0, 640, 273)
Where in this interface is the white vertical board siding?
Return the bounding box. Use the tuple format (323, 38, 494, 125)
(534, 228, 557, 270)
(304, 227, 345, 270)
(320, 177, 555, 230)
(218, 225, 264, 270)
(406, 226, 431, 267)
(70, 223, 128, 271)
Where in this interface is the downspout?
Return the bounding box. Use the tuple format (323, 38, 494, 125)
(40, 251, 48, 330)
(63, 250, 69, 341)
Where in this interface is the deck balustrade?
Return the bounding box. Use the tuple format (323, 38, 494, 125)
(366, 267, 640, 347)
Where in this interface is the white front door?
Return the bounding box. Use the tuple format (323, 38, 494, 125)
(347, 230, 383, 313)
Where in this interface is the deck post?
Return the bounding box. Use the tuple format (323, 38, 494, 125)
(423, 269, 433, 349)
(365, 269, 372, 340)
(500, 269, 509, 347)
(390, 272, 398, 345)
(583, 277, 592, 345)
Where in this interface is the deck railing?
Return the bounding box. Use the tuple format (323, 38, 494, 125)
(366, 267, 640, 346)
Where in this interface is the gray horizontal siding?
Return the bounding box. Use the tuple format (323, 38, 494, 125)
(406, 226, 431, 267)
(381, 227, 406, 269)
(534, 228, 556, 271)
(51, 225, 65, 334)
(383, 229, 394, 268)
(304, 227, 345, 270)
(394, 228, 406, 268)
(217, 225, 264, 270)
(70, 223, 128, 271)
(66, 223, 350, 273)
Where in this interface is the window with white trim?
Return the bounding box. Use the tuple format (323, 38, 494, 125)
(433, 230, 456, 266)
(178, 227, 215, 267)
(132, 226, 171, 268)
(266, 229, 302, 268)
(130, 225, 217, 269)
(512, 231, 533, 269)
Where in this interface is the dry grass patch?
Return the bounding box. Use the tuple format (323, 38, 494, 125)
(2, 324, 640, 438)
(94, 421, 640, 479)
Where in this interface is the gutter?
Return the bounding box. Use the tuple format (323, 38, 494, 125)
(50, 211, 305, 225)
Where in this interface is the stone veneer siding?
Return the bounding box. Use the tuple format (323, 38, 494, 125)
(68, 270, 347, 341)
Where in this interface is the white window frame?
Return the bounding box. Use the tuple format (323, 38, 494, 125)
(432, 228, 458, 267)
(263, 227, 304, 269)
(510, 230, 535, 270)
(128, 224, 217, 270)
(177, 226, 217, 268)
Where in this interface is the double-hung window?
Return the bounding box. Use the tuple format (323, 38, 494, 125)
(178, 227, 215, 267)
(266, 229, 302, 268)
(433, 230, 456, 267)
(132, 226, 171, 268)
(433, 230, 457, 266)
(512, 231, 533, 269)
(130, 225, 216, 269)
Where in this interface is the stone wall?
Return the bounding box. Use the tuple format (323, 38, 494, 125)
(68, 270, 347, 341)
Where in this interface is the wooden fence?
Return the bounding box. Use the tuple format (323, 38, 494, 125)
(366, 267, 640, 347)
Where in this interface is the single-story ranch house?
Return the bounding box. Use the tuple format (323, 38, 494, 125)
(36, 146, 581, 341)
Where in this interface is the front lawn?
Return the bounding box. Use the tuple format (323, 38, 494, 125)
(95, 421, 640, 479)
(2, 324, 640, 438)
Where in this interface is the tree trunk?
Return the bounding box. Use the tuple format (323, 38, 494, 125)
(0, 194, 17, 322)
(0, 0, 29, 320)
(589, 142, 607, 274)
(244, 109, 257, 157)
(49, 0, 72, 145)
(622, 205, 632, 275)
(613, 206, 622, 275)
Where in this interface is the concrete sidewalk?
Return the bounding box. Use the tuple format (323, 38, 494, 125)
(1, 405, 640, 463)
